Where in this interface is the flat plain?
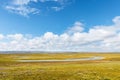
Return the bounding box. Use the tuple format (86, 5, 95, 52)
(0, 53, 120, 80)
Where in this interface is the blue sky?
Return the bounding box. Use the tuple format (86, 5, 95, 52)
(0, 0, 120, 52)
(1, 0, 120, 35)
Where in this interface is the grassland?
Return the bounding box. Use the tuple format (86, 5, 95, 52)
(0, 53, 120, 80)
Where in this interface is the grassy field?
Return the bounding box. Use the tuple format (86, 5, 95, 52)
(0, 53, 120, 80)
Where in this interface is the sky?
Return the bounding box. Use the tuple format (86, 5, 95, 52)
(0, 0, 120, 52)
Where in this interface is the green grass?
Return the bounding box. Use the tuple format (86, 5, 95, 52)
(0, 53, 120, 80)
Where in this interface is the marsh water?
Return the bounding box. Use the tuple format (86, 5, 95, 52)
(17, 56, 104, 62)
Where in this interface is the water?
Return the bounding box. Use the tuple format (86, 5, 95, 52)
(17, 56, 105, 62)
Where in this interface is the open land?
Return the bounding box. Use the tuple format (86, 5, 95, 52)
(0, 53, 120, 80)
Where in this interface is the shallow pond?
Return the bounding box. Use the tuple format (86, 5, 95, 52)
(17, 56, 105, 62)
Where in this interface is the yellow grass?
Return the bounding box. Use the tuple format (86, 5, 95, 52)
(0, 53, 120, 80)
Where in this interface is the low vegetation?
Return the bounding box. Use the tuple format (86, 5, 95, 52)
(0, 53, 120, 80)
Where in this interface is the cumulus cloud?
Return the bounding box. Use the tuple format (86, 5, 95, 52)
(0, 34, 4, 40)
(3, 0, 70, 17)
(0, 16, 120, 52)
(67, 22, 84, 34)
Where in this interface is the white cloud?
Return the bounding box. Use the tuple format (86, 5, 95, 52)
(0, 34, 4, 40)
(112, 16, 120, 24)
(13, 0, 36, 5)
(51, 6, 64, 11)
(0, 16, 120, 52)
(6, 5, 39, 17)
(7, 34, 24, 40)
(4, 0, 69, 17)
(5, 0, 39, 17)
(67, 22, 84, 34)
